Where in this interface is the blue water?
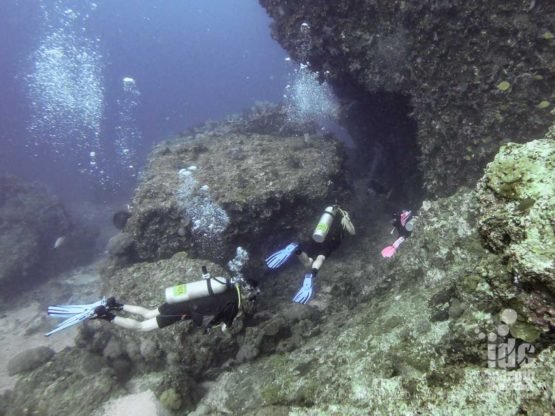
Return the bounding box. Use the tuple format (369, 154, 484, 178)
(0, 0, 289, 202)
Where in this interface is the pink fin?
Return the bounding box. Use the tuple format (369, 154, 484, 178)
(381, 246, 397, 258)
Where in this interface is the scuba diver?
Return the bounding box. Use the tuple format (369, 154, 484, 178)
(46, 248, 258, 335)
(89, 274, 259, 333)
(265, 205, 355, 304)
(381, 210, 415, 258)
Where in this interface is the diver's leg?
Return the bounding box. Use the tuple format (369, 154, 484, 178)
(297, 251, 314, 268)
(123, 305, 160, 319)
(311, 255, 326, 274)
(93, 305, 160, 331)
(112, 316, 160, 332)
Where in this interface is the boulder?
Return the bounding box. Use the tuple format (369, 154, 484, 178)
(4, 348, 121, 416)
(113, 105, 349, 266)
(0, 175, 97, 296)
(7, 346, 54, 376)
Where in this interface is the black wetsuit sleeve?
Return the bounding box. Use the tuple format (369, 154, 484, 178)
(207, 302, 239, 328)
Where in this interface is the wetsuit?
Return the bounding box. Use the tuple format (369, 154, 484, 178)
(296, 216, 345, 259)
(156, 288, 239, 329)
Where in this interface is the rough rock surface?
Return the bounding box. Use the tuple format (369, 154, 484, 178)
(3, 348, 123, 416)
(3, 134, 554, 414)
(114, 105, 349, 266)
(190, 188, 554, 415)
(0, 175, 97, 298)
(188, 128, 555, 414)
(259, 0, 555, 195)
(97, 251, 313, 413)
(7, 347, 54, 376)
(477, 133, 555, 339)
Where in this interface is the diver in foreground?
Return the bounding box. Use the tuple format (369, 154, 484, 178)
(92, 274, 259, 332)
(46, 248, 258, 335)
(265, 205, 355, 304)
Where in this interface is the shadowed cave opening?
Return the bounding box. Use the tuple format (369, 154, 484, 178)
(337, 85, 423, 208)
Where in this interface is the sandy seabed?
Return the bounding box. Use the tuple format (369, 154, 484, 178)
(0, 260, 103, 392)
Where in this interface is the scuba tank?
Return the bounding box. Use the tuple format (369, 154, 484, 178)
(165, 266, 231, 304)
(312, 206, 337, 243)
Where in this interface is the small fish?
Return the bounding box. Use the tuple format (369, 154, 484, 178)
(54, 236, 66, 249)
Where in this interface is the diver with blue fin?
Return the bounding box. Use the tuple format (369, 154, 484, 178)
(265, 205, 355, 304)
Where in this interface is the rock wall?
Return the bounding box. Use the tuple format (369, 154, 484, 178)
(477, 132, 555, 341)
(0, 175, 97, 299)
(187, 129, 555, 415)
(260, 0, 555, 195)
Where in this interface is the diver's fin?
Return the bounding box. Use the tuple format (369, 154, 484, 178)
(45, 298, 106, 336)
(45, 310, 93, 336)
(265, 242, 298, 269)
(381, 245, 397, 258)
(48, 299, 106, 318)
(292, 272, 314, 304)
(381, 237, 406, 258)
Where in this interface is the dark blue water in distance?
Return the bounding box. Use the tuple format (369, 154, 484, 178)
(0, 0, 289, 204)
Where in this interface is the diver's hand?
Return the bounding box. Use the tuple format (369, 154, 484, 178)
(292, 272, 314, 304)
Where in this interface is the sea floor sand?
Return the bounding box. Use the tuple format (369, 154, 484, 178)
(0, 260, 103, 392)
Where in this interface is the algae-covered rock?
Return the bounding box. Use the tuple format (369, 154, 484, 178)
(259, 0, 554, 196)
(478, 137, 555, 334)
(159, 387, 182, 411)
(117, 104, 349, 266)
(510, 321, 541, 343)
(5, 138, 555, 414)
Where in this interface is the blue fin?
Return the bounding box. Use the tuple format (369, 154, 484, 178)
(292, 273, 314, 304)
(265, 242, 298, 269)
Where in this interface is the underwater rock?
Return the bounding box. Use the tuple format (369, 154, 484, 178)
(5, 139, 555, 414)
(159, 387, 182, 411)
(100, 252, 253, 378)
(7, 346, 54, 376)
(106, 232, 135, 262)
(112, 210, 131, 230)
(259, 0, 554, 195)
(116, 104, 349, 266)
(4, 348, 121, 416)
(0, 174, 97, 297)
(187, 181, 554, 414)
(509, 321, 542, 344)
(477, 134, 555, 334)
